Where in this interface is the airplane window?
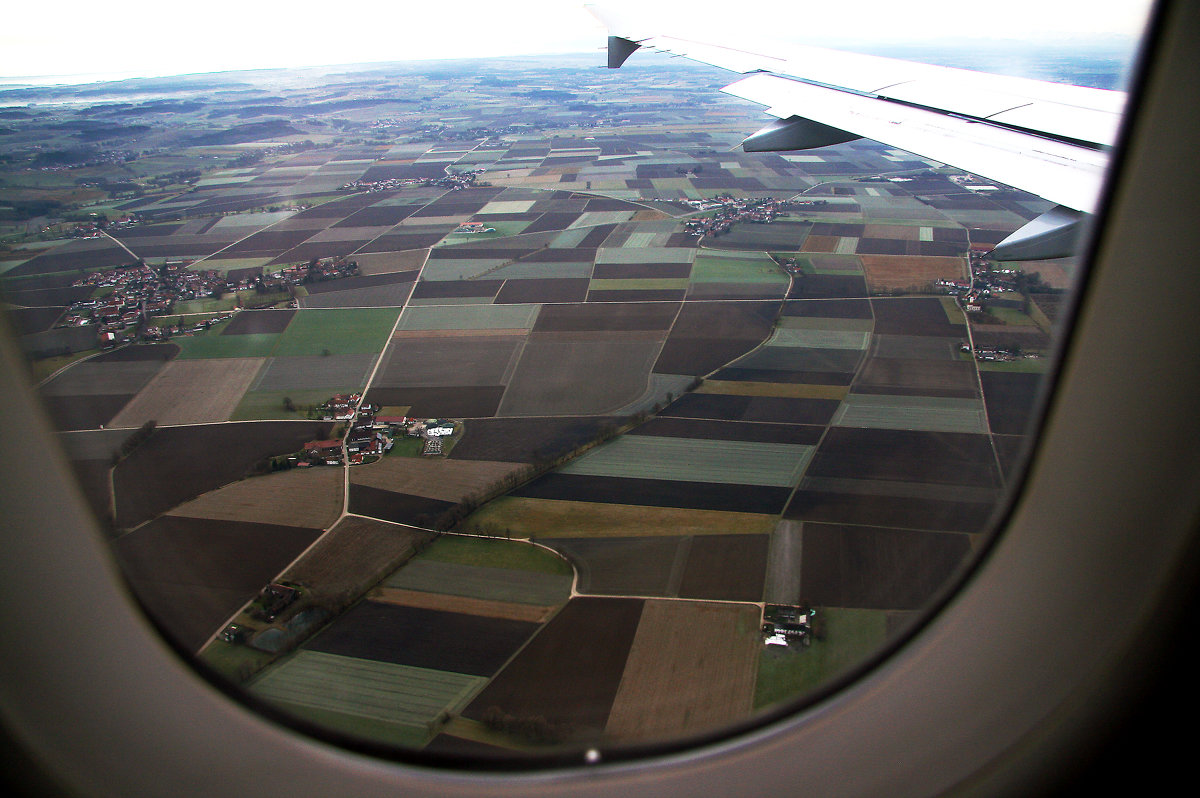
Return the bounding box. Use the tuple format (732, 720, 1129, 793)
(0, 0, 1154, 767)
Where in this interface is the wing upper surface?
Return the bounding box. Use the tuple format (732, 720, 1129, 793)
(587, 4, 1125, 213)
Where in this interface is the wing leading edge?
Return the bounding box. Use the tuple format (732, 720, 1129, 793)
(587, 4, 1126, 259)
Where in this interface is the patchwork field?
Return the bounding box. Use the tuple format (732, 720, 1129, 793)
(113, 421, 333, 528)
(464, 496, 777, 540)
(167, 464, 344, 530)
(250, 651, 484, 749)
(112, 515, 323, 652)
(603, 600, 760, 744)
(462, 597, 645, 738)
(349, 456, 525, 503)
(1, 68, 1077, 755)
(108, 357, 265, 427)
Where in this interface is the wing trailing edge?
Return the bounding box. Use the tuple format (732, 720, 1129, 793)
(587, 3, 1125, 259)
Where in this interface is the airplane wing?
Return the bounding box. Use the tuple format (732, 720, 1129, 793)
(586, 4, 1127, 259)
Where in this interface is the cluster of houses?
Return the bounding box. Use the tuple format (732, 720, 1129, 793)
(302, 394, 459, 466)
(683, 196, 797, 237)
(59, 256, 360, 348)
(60, 261, 232, 343)
(68, 214, 141, 239)
(454, 221, 496, 234)
(762, 604, 816, 648)
(938, 256, 1026, 311)
(141, 311, 237, 344)
(339, 167, 485, 194)
(258, 256, 359, 293)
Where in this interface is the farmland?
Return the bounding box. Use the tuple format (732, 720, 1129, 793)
(4, 49, 1070, 757)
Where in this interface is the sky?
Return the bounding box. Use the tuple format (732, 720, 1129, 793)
(0, 0, 1154, 84)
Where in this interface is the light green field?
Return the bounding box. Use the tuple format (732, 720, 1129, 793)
(271, 307, 400, 357)
(691, 250, 787, 284)
(940, 296, 968, 324)
(558, 435, 814, 488)
(753, 608, 890, 709)
(488, 261, 594, 280)
(597, 246, 696, 264)
(833, 394, 988, 434)
(985, 306, 1038, 326)
(230, 389, 336, 421)
(173, 331, 280, 359)
(421, 534, 572, 576)
(250, 650, 483, 748)
(383, 559, 572, 606)
(767, 328, 871, 349)
(396, 303, 540, 331)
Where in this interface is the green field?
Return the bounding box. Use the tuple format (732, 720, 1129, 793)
(557, 435, 814, 487)
(230, 389, 337, 421)
(833, 395, 989, 434)
(767, 327, 872, 349)
(173, 331, 280, 359)
(396, 303, 539, 331)
(383, 558, 573, 606)
(272, 308, 400, 357)
(691, 250, 786, 284)
(753, 608, 890, 709)
(422, 534, 572, 576)
(250, 650, 483, 748)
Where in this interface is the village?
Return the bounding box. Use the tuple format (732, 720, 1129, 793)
(292, 393, 459, 468)
(339, 167, 486, 193)
(683, 195, 800, 237)
(58, 256, 360, 347)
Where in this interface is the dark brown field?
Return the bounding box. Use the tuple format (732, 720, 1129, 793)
(410, 279, 503, 300)
(592, 262, 692, 280)
(799, 522, 973, 609)
(786, 274, 868, 299)
(40, 393, 135, 431)
(713, 367, 855, 385)
(871, 297, 964, 337)
(365, 386, 506, 418)
(306, 600, 539, 676)
(542, 536, 689, 596)
(494, 278, 590, 304)
(513, 474, 793, 515)
(630, 417, 823, 445)
(854, 357, 979, 397)
(785, 490, 997, 533)
(783, 298, 872, 319)
(806, 427, 1001, 488)
(661, 393, 841, 425)
(586, 289, 687, 302)
(222, 309, 295, 335)
(112, 515, 322, 652)
(653, 300, 778, 375)
(677, 533, 768, 602)
(448, 416, 619, 463)
(980, 371, 1045, 435)
(348, 484, 457, 527)
(462, 597, 645, 736)
(113, 421, 332, 528)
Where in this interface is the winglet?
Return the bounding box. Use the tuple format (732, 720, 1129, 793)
(607, 36, 641, 69)
(990, 206, 1085, 261)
